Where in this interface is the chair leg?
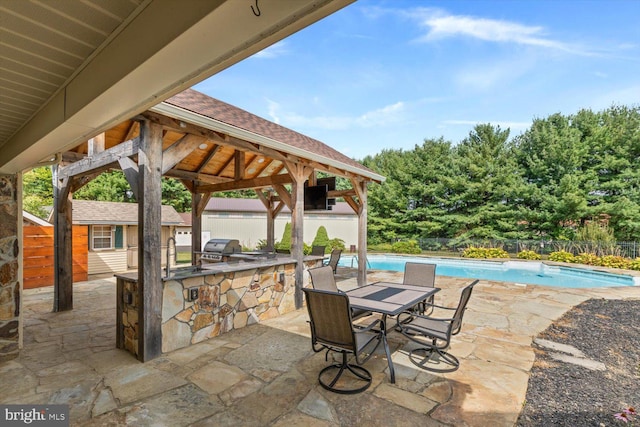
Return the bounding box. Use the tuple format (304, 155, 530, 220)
(408, 344, 460, 373)
(318, 351, 372, 394)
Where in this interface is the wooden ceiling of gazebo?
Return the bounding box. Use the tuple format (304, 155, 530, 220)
(61, 88, 384, 196)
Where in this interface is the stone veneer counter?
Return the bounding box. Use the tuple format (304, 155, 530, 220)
(115, 256, 322, 359)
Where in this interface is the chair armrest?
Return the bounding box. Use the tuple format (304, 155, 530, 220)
(413, 315, 455, 323)
(355, 318, 383, 333)
(423, 303, 455, 311)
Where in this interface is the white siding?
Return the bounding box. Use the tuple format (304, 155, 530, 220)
(202, 212, 359, 250)
(88, 250, 128, 274)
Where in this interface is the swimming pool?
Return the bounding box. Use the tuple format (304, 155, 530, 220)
(338, 255, 639, 288)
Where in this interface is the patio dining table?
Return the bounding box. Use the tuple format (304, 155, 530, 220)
(346, 282, 440, 383)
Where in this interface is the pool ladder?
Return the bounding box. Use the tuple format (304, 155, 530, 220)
(350, 255, 371, 269)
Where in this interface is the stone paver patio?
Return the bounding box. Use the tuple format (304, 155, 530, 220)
(2, 268, 638, 426)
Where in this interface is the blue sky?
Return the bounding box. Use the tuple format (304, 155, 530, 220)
(194, 0, 640, 160)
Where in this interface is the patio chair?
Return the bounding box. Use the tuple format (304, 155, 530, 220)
(324, 248, 342, 273)
(308, 266, 371, 320)
(311, 245, 326, 256)
(403, 262, 437, 316)
(396, 279, 478, 373)
(303, 287, 385, 394)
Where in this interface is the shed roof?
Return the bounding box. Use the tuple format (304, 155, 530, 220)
(70, 200, 184, 226)
(23, 211, 52, 226)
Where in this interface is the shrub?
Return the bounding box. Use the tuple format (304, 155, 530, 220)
(573, 253, 601, 266)
(368, 243, 393, 252)
(391, 240, 422, 254)
(462, 246, 509, 259)
(599, 255, 630, 269)
(549, 250, 575, 263)
(275, 222, 292, 251)
(312, 226, 330, 252)
(627, 258, 640, 271)
(327, 238, 345, 252)
(517, 250, 541, 260)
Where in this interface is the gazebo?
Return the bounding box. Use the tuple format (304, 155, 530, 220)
(52, 89, 383, 360)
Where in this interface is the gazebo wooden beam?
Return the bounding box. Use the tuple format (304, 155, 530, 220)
(142, 112, 302, 166)
(234, 151, 245, 180)
(161, 134, 207, 174)
(272, 184, 292, 210)
(119, 157, 140, 200)
(195, 144, 220, 172)
(197, 173, 292, 193)
(164, 169, 229, 186)
(58, 137, 140, 179)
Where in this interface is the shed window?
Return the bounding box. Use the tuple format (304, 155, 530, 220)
(92, 225, 114, 250)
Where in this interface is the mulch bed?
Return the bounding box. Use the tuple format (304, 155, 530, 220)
(517, 298, 640, 426)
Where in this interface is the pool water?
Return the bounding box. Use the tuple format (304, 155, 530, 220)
(339, 255, 639, 288)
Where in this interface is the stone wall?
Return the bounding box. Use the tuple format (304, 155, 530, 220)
(161, 263, 298, 353)
(0, 174, 19, 361)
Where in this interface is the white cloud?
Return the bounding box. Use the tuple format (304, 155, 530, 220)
(266, 99, 281, 124)
(409, 8, 591, 55)
(252, 41, 289, 59)
(355, 102, 405, 128)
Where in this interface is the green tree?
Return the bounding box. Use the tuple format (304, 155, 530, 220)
(74, 170, 132, 202)
(443, 124, 527, 240)
(22, 167, 53, 218)
(515, 114, 591, 238)
(161, 177, 192, 212)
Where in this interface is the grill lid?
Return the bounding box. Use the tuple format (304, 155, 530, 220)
(203, 239, 241, 254)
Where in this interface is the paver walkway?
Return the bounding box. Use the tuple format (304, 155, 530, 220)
(1, 269, 638, 426)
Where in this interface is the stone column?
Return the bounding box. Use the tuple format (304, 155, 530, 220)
(0, 174, 20, 361)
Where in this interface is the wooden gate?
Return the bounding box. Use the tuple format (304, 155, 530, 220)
(23, 225, 88, 289)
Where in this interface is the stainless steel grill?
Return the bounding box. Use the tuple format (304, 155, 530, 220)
(199, 238, 242, 263)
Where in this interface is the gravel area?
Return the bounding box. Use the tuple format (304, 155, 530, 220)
(517, 298, 640, 426)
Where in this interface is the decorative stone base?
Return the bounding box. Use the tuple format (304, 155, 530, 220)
(161, 263, 297, 353)
(0, 174, 19, 361)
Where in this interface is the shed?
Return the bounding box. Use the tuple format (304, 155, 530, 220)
(68, 200, 184, 274)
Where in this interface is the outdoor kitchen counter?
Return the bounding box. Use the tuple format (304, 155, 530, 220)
(114, 255, 324, 282)
(114, 254, 324, 359)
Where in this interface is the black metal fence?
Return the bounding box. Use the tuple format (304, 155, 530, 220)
(416, 238, 640, 259)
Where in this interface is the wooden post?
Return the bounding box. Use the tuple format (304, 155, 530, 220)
(53, 170, 73, 312)
(352, 179, 368, 287)
(137, 120, 163, 361)
(285, 162, 312, 309)
(88, 133, 105, 156)
(256, 189, 278, 251)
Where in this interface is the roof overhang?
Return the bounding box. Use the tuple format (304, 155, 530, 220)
(0, 0, 355, 174)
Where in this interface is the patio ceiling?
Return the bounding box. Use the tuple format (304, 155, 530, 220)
(0, 0, 355, 174)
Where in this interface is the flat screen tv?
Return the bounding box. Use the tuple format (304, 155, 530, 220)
(315, 177, 336, 206)
(304, 184, 328, 210)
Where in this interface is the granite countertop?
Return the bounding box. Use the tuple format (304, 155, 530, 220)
(115, 254, 323, 282)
